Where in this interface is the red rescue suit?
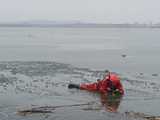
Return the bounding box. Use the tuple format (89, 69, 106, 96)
(80, 73, 124, 95)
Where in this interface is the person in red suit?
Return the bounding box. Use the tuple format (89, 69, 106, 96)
(68, 70, 124, 95)
(68, 70, 124, 112)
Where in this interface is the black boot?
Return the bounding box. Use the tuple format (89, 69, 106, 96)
(68, 84, 80, 89)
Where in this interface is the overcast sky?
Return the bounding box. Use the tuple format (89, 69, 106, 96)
(0, 0, 160, 23)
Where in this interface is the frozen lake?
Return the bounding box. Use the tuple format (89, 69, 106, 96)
(0, 27, 160, 120)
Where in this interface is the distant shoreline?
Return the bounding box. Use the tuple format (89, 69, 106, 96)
(0, 23, 160, 28)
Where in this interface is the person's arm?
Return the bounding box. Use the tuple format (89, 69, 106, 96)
(80, 82, 98, 91)
(68, 80, 99, 91)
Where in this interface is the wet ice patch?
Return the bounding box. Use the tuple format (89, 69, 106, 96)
(120, 72, 160, 101)
(0, 61, 159, 99)
(0, 61, 102, 96)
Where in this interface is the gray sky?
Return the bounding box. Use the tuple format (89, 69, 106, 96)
(0, 0, 160, 23)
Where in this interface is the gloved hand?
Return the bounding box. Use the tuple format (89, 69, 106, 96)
(108, 89, 121, 97)
(68, 84, 80, 89)
(113, 90, 121, 97)
(107, 90, 122, 100)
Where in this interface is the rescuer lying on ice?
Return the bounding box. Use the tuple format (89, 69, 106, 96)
(68, 70, 124, 112)
(68, 70, 124, 96)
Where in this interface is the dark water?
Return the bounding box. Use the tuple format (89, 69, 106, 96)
(0, 27, 160, 119)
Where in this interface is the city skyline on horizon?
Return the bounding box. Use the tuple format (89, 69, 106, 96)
(0, 0, 160, 24)
(0, 19, 160, 25)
